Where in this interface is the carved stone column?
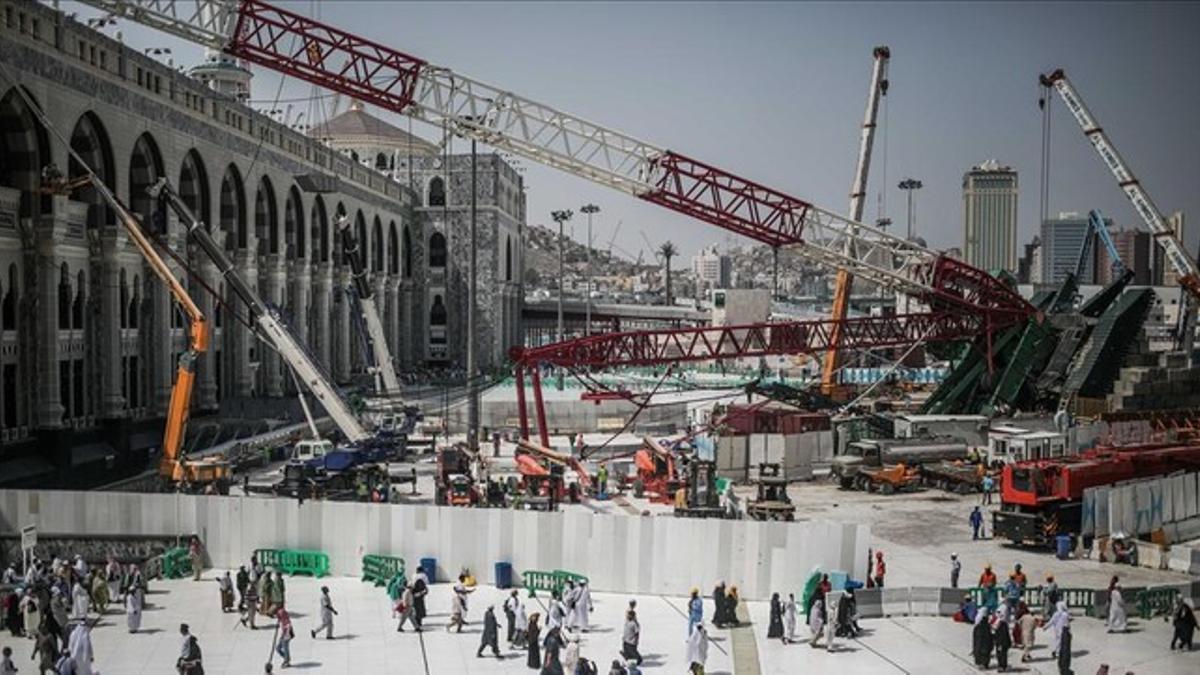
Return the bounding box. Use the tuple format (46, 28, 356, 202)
(96, 223, 128, 419)
(312, 262, 332, 373)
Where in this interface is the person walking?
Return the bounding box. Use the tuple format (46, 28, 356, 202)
(873, 551, 886, 589)
(178, 634, 204, 675)
(125, 584, 143, 633)
(970, 506, 984, 539)
(188, 537, 204, 581)
(972, 607, 992, 669)
(621, 609, 642, 666)
(685, 624, 708, 674)
(447, 586, 467, 633)
(950, 553, 961, 588)
(477, 606, 502, 659)
(412, 568, 429, 629)
(767, 593, 784, 641)
(1105, 576, 1127, 633)
(1171, 597, 1196, 651)
(1043, 575, 1059, 616)
(1, 646, 17, 675)
(824, 589, 843, 652)
(992, 603, 1012, 672)
(396, 583, 417, 632)
(235, 566, 249, 612)
(32, 626, 58, 674)
(513, 602, 529, 648)
(274, 607, 293, 668)
(783, 593, 797, 644)
(562, 633, 580, 673)
(808, 597, 825, 649)
(526, 613, 542, 670)
(70, 580, 89, 623)
(504, 589, 520, 643)
(1017, 606, 1038, 663)
(310, 587, 337, 640)
(67, 621, 94, 675)
(981, 474, 994, 505)
(542, 625, 565, 675)
(218, 571, 234, 613)
(241, 577, 259, 630)
(686, 588, 703, 637)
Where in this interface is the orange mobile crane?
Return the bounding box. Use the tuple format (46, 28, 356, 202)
(60, 173, 225, 489)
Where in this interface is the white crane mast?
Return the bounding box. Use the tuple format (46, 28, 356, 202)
(1041, 69, 1200, 299)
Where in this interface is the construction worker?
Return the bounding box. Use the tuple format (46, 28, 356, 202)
(597, 463, 609, 499)
(873, 551, 886, 589)
(950, 553, 962, 588)
(970, 506, 984, 539)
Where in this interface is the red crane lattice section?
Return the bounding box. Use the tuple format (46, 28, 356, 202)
(230, 0, 427, 113)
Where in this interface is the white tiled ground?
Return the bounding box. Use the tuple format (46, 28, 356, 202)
(5, 572, 1195, 674)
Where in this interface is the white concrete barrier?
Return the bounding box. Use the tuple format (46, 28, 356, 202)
(0, 489, 869, 601)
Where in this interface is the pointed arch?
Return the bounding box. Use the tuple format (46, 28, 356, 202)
(285, 185, 306, 259)
(403, 225, 413, 278)
(179, 149, 211, 228)
(388, 221, 399, 275)
(128, 132, 165, 232)
(0, 87, 52, 218)
(68, 111, 116, 228)
(219, 164, 247, 250)
(310, 194, 328, 263)
(354, 210, 368, 271)
(427, 176, 446, 207)
(372, 216, 384, 273)
(254, 175, 278, 255)
(429, 231, 447, 268)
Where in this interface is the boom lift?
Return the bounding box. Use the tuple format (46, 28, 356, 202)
(1040, 69, 1200, 355)
(337, 215, 402, 399)
(149, 178, 373, 448)
(822, 45, 890, 399)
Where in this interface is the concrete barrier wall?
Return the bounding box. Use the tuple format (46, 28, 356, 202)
(1084, 471, 1200, 539)
(0, 490, 868, 601)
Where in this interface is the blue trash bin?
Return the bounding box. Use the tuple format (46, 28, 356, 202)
(1055, 534, 1072, 560)
(420, 557, 437, 583)
(495, 562, 513, 589)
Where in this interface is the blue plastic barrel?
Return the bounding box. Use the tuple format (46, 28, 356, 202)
(420, 557, 437, 583)
(494, 562, 513, 589)
(1055, 535, 1071, 560)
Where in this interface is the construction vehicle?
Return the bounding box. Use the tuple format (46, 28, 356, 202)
(85, 0, 1035, 446)
(514, 439, 592, 503)
(822, 45, 890, 400)
(1041, 69, 1200, 357)
(633, 436, 680, 503)
(40, 160, 228, 491)
(918, 460, 986, 495)
(673, 459, 727, 519)
(856, 462, 921, 495)
(831, 437, 970, 489)
(745, 463, 796, 521)
(435, 443, 481, 507)
(994, 443, 1200, 547)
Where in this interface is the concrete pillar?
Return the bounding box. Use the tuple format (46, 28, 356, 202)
(287, 263, 311, 394)
(193, 245, 219, 412)
(97, 224, 128, 419)
(147, 224, 180, 416)
(232, 248, 257, 397)
(312, 262, 332, 373)
(33, 202, 67, 428)
(385, 275, 400, 368)
(261, 253, 285, 397)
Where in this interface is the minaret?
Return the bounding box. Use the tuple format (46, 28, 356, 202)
(189, 48, 253, 102)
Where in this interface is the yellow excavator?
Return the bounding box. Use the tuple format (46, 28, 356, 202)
(46, 169, 227, 490)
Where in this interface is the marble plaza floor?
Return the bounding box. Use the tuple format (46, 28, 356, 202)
(2, 573, 1196, 674)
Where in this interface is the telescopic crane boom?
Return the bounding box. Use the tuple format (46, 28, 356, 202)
(337, 215, 402, 398)
(822, 45, 890, 397)
(149, 178, 372, 444)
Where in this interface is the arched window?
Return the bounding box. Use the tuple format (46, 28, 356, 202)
(129, 275, 140, 329)
(429, 232, 447, 268)
(372, 217, 384, 273)
(58, 263, 71, 330)
(505, 236, 513, 282)
(255, 175, 278, 255)
(220, 164, 248, 251)
(119, 269, 129, 328)
(286, 186, 306, 259)
(73, 271, 85, 330)
(375, 152, 388, 171)
(430, 295, 447, 326)
(402, 225, 413, 278)
(2, 264, 16, 331)
(427, 176, 446, 207)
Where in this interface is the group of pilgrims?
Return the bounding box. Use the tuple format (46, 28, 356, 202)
(764, 574, 861, 651)
(2, 554, 147, 674)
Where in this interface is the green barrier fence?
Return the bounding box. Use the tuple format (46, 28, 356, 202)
(362, 554, 406, 587)
(520, 569, 589, 598)
(1135, 586, 1179, 620)
(254, 548, 331, 578)
(967, 585, 1094, 615)
(161, 547, 191, 579)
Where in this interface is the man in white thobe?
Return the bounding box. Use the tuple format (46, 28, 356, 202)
(67, 622, 94, 675)
(824, 590, 843, 651)
(686, 624, 708, 671)
(125, 586, 143, 633)
(783, 593, 797, 644)
(573, 581, 592, 632)
(71, 581, 90, 622)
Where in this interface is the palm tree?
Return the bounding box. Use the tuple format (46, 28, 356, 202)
(658, 240, 678, 306)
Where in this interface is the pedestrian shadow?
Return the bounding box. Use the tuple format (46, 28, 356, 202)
(137, 628, 164, 635)
(287, 661, 321, 669)
(1070, 649, 1089, 658)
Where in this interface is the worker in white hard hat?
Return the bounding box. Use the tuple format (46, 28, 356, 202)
(950, 552, 962, 588)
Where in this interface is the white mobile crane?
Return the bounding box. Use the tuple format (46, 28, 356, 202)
(1041, 69, 1200, 355)
(337, 215, 401, 397)
(149, 178, 373, 452)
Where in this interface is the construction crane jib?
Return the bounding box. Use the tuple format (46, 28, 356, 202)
(1041, 70, 1200, 299)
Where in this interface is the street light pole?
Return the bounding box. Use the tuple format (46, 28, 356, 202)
(467, 136, 478, 452)
(580, 203, 599, 335)
(898, 178, 923, 240)
(551, 210, 573, 342)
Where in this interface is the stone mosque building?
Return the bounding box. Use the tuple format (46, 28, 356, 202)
(0, 0, 524, 486)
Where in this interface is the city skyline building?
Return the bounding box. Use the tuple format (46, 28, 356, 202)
(962, 159, 1018, 272)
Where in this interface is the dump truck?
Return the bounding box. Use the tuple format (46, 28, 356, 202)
(831, 437, 971, 489)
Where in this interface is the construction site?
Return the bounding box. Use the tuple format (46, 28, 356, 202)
(1, 1, 1199, 673)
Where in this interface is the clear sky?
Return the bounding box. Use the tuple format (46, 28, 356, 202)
(71, 1, 1200, 262)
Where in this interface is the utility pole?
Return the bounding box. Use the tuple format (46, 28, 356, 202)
(580, 203, 599, 334)
(467, 135, 478, 451)
(551, 209, 573, 342)
(898, 178, 923, 240)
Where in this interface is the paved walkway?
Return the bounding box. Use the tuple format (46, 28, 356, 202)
(2, 574, 1194, 674)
